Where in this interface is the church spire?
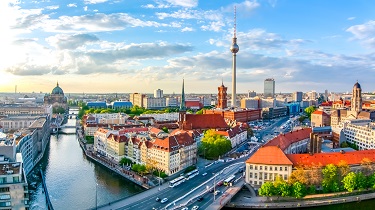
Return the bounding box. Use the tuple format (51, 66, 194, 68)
(180, 79, 185, 110)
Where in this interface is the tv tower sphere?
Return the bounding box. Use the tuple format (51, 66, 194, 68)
(230, 39, 239, 53)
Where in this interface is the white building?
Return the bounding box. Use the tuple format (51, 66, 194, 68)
(143, 97, 166, 109)
(140, 113, 179, 122)
(240, 98, 260, 109)
(154, 89, 163, 98)
(343, 119, 375, 150)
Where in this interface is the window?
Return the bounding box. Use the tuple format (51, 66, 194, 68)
(275, 167, 277, 171)
(260, 166, 263, 170)
(250, 165, 253, 170)
(0, 195, 10, 200)
(254, 181, 257, 185)
(285, 167, 288, 171)
(255, 165, 258, 170)
(265, 166, 268, 171)
(270, 166, 273, 171)
(0, 202, 11, 207)
(255, 173, 258, 179)
(259, 181, 262, 185)
(249, 173, 253, 178)
(0, 178, 6, 184)
(259, 172, 263, 180)
(264, 173, 268, 180)
(280, 167, 283, 171)
(284, 174, 287, 180)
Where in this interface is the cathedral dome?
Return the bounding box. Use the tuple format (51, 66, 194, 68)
(353, 81, 361, 89)
(52, 82, 64, 95)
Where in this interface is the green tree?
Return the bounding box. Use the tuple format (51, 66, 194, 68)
(289, 166, 308, 185)
(322, 164, 339, 193)
(195, 109, 205, 114)
(337, 160, 350, 189)
(304, 106, 316, 120)
(342, 172, 357, 192)
(53, 107, 66, 114)
(259, 182, 276, 197)
(119, 157, 133, 166)
(292, 182, 306, 198)
(356, 172, 368, 190)
(161, 127, 169, 133)
(368, 173, 375, 188)
(199, 129, 231, 159)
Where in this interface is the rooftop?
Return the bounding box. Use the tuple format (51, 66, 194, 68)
(246, 146, 293, 165)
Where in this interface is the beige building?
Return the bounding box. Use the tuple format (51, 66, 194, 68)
(240, 97, 260, 109)
(129, 93, 146, 107)
(246, 146, 293, 187)
(0, 104, 52, 116)
(143, 97, 166, 109)
(311, 110, 330, 127)
(0, 161, 30, 209)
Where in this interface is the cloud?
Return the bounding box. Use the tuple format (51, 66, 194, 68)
(347, 17, 356, 21)
(84, 0, 109, 4)
(347, 20, 375, 48)
(165, 0, 198, 8)
(84, 6, 88, 11)
(46, 33, 100, 50)
(201, 21, 225, 32)
(67, 3, 77, 7)
(181, 27, 194, 32)
(45, 5, 59, 10)
(221, 0, 260, 13)
(13, 12, 172, 33)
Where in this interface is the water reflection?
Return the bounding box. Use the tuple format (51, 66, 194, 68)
(29, 118, 144, 210)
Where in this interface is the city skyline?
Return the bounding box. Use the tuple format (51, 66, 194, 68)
(1, 0, 375, 94)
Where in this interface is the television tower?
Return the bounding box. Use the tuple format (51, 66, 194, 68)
(230, 6, 239, 107)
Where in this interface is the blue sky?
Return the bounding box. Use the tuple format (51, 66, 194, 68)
(1, 0, 375, 94)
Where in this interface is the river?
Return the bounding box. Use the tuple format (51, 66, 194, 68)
(28, 116, 145, 210)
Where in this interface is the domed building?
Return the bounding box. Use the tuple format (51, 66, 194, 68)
(44, 82, 68, 111)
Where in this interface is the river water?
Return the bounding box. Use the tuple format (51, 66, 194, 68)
(28, 117, 145, 210)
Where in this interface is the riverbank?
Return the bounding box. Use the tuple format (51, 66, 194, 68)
(76, 128, 153, 189)
(228, 186, 375, 209)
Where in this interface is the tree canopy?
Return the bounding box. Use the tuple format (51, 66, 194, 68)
(304, 106, 316, 120)
(198, 129, 232, 159)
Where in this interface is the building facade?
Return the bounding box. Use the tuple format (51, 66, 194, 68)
(217, 82, 228, 109)
(264, 78, 275, 98)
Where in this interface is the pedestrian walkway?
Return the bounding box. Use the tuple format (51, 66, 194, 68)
(206, 179, 244, 210)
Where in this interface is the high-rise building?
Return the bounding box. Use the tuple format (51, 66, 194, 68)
(307, 90, 317, 100)
(180, 79, 185, 110)
(154, 89, 163, 98)
(230, 7, 239, 107)
(293, 91, 303, 102)
(129, 93, 146, 107)
(324, 89, 329, 101)
(248, 90, 256, 98)
(217, 81, 228, 109)
(351, 81, 362, 113)
(264, 78, 275, 98)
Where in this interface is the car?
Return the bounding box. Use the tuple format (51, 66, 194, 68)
(197, 197, 204, 201)
(214, 190, 221, 196)
(202, 172, 207, 176)
(192, 206, 199, 210)
(217, 181, 223, 186)
(155, 197, 161, 202)
(181, 207, 188, 210)
(160, 198, 168, 203)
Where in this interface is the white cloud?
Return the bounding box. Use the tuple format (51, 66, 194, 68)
(45, 5, 59, 10)
(84, 0, 109, 4)
(46, 33, 99, 50)
(201, 21, 225, 32)
(347, 20, 375, 48)
(67, 3, 77, 7)
(347, 17, 356, 21)
(181, 27, 193, 32)
(165, 0, 198, 8)
(221, 0, 260, 13)
(83, 6, 88, 11)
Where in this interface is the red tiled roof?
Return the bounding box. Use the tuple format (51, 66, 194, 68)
(182, 114, 228, 130)
(108, 134, 128, 143)
(264, 128, 312, 151)
(119, 127, 148, 134)
(312, 110, 330, 117)
(185, 101, 202, 108)
(246, 146, 293, 165)
(287, 150, 375, 167)
(153, 130, 195, 152)
(321, 101, 333, 106)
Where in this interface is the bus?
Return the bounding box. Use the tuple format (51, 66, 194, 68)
(169, 176, 186, 188)
(185, 169, 199, 180)
(223, 175, 235, 186)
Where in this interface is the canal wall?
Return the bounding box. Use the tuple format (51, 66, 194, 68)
(39, 169, 54, 210)
(76, 129, 151, 189)
(227, 190, 375, 209)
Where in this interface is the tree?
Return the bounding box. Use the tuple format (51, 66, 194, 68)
(361, 158, 375, 176)
(292, 182, 306, 198)
(289, 166, 308, 185)
(120, 157, 133, 166)
(356, 172, 368, 190)
(304, 106, 316, 120)
(337, 160, 350, 188)
(199, 129, 232, 159)
(259, 182, 276, 197)
(246, 127, 254, 138)
(322, 164, 339, 193)
(368, 172, 375, 189)
(195, 109, 204, 115)
(274, 176, 291, 197)
(342, 172, 357, 192)
(161, 127, 169, 133)
(308, 163, 323, 186)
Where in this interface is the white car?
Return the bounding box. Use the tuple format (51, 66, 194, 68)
(161, 198, 168, 203)
(202, 172, 207, 176)
(192, 206, 199, 210)
(181, 207, 188, 210)
(214, 190, 221, 196)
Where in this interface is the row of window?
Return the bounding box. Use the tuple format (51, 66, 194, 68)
(249, 172, 287, 181)
(249, 165, 288, 172)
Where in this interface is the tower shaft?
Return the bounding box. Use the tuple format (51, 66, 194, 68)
(232, 53, 236, 107)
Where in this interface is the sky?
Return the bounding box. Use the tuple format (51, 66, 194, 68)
(1, 0, 375, 94)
